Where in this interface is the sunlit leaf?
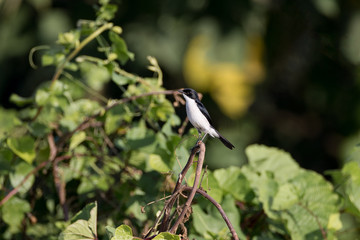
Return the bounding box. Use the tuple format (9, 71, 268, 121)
(7, 136, 36, 164)
(111, 224, 133, 240)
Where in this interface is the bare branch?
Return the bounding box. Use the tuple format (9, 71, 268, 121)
(169, 142, 206, 234)
(182, 186, 240, 240)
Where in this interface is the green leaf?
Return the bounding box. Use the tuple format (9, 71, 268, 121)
(245, 144, 301, 182)
(214, 166, 253, 201)
(282, 171, 340, 239)
(59, 202, 97, 240)
(109, 31, 134, 65)
(97, 4, 118, 21)
(7, 136, 36, 164)
(9, 93, 33, 107)
(112, 72, 135, 86)
(79, 61, 110, 91)
(0, 107, 22, 139)
(148, 153, 170, 172)
(105, 104, 133, 135)
(111, 225, 133, 240)
(69, 131, 86, 150)
(2, 197, 31, 233)
(28, 122, 50, 137)
(153, 232, 181, 240)
(9, 161, 35, 194)
(106, 226, 116, 239)
(271, 183, 298, 210)
(192, 204, 231, 239)
(35, 89, 50, 106)
(0, 148, 13, 173)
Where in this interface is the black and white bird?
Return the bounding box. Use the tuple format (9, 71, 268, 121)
(178, 88, 235, 150)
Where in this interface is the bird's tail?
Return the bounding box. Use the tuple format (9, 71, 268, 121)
(215, 130, 235, 150)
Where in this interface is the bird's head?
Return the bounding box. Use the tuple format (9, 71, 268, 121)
(178, 88, 199, 100)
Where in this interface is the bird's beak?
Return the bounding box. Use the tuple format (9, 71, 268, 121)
(177, 89, 184, 94)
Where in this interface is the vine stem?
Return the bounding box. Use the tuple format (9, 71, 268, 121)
(50, 22, 114, 88)
(32, 22, 114, 121)
(182, 186, 239, 240)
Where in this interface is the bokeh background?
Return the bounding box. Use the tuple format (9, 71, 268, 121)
(1, 0, 360, 173)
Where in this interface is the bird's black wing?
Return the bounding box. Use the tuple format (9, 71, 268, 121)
(195, 99, 213, 125)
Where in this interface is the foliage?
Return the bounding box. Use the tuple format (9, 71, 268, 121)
(0, 1, 360, 240)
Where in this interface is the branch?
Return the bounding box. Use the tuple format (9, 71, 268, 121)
(0, 153, 85, 207)
(158, 143, 200, 232)
(169, 142, 206, 234)
(182, 186, 240, 240)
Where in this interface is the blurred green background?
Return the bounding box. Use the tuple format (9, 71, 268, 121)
(1, 0, 360, 172)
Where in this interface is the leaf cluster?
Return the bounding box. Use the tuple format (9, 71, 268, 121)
(0, 1, 360, 240)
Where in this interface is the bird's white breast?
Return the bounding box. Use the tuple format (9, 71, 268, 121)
(183, 94, 212, 133)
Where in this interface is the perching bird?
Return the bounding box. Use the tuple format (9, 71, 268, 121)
(178, 88, 235, 150)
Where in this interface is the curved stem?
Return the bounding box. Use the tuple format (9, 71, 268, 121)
(182, 186, 240, 240)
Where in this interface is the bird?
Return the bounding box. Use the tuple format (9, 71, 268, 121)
(178, 88, 235, 150)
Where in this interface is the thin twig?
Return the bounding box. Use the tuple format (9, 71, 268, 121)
(0, 154, 85, 207)
(170, 142, 206, 234)
(182, 186, 240, 240)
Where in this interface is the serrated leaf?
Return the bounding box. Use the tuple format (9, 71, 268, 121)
(111, 224, 133, 240)
(69, 131, 86, 150)
(7, 136, 36, 164)
(153, 232, 181, 240)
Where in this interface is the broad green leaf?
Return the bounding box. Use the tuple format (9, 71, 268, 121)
(214, 166, 253, 201)
(192, 204, 232, 239)
(9, 161, 35, 194)
(342, 161, 360, 211)
(111, 224, 133, 240)
(281, 171, 339, 239)
(2, 197, 31, 233)
(0, 107, 22, 139)
(271, 182, 298, 210)
(59, 202, 97, 240)
(245, 144, 301, 182)
(7, 136, 36, 164)
(148, 154, 170, 172)
(153, 232, 181, 240)
(69, 131, 86, 150)
(199, 171, 223, 203)
(106, 226, 116, 239)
